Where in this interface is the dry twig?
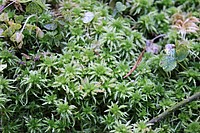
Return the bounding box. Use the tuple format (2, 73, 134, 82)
(124, 34, 165, 78)
(147, 92, 200, 125)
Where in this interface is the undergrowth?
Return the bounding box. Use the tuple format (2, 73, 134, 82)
(0, 0, 199, 132)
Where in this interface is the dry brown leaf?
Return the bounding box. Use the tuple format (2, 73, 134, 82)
(172, 13, 200, 37)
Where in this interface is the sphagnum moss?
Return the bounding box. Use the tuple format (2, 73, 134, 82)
(0, 0, 199, 132)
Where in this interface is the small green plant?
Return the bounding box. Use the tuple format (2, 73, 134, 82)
(0, 0, 199, 132)
(185, 122, 200, 133)
(159, 13, 199, 72)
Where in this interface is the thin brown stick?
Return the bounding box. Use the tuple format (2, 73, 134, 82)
(147, 92, 200, 125)
(151, 34, 165, 42)
(0, 1, 15, 13)
(123, 47, 146, 78)
(123, 34, 165, 78)
(0, 5, 4, 13)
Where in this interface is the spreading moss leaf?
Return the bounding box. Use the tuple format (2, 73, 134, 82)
(0, 13, 9, 22)
(44, 23, 57, 30)
(0, 63, 7, 72)
(176, 44, 189, 62)
(1, 28, 14, 37)
(26, 2, 43, 14)
(33, 0, 47, 10)
(116, 2, 126, 12)
(9, 22, 22, 31)
(159, 55, 177, 71)
(10, 31, 24, 44)
(36, 27, 44, 38)
(82, 12, 94, 23)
